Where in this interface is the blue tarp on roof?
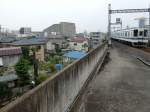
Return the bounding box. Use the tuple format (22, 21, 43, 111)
(63, 51, 86, 59)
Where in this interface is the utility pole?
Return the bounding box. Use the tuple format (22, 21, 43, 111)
(148, 5, 150, 46)
(0, 25, 1, 37)
(108, 4, 112, 46)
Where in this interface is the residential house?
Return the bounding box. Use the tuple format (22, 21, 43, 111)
(0, 37, 17, 48)
(11, 38, 46, 61)
(69, 37, 88, 51)
(0, 47, 22, 67)
(46, 35, 68, 53)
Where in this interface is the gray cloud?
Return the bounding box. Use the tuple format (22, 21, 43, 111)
(0, 0, 149, 32)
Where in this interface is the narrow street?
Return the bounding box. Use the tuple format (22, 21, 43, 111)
(79, 42, 150, 112)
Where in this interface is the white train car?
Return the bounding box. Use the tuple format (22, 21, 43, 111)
(112, 27, 148, 47)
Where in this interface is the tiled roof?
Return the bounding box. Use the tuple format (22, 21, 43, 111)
(11, 38, 48, 46)
(0, 47, 22, 56)
(70, 37, 87, 43)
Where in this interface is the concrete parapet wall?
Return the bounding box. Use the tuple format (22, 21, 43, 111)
(0, 43, 108, 112)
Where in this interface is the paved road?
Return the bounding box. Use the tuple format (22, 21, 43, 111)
(78, 42, 150, 112)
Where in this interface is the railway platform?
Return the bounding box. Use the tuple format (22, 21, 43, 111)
(76, 42, 150, 112)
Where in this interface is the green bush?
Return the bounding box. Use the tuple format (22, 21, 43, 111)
(0, 82, 12, 103)
(36, 73, 47, 84)
(15, 57, 30, 86)
(39, 61, 47, 71)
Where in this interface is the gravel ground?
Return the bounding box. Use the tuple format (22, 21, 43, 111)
(77, 42, 150, 112)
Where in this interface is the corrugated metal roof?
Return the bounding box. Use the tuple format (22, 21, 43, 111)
(0, 37, 16, 43)
(0, 74, 18, 82)
(63, 51, 86, 59)
(0, 47, 22, 56)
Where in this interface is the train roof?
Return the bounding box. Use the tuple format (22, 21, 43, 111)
(114, 27, 148, 32)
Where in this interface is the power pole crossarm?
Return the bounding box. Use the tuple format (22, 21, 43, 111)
(111, 9, 149, 14)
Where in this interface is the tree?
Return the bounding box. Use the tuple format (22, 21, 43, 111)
(15, 57, 30, 86)
(21, 46, 33, 65)
(21, 47, 30, 59)
(31, 47, 39, 83)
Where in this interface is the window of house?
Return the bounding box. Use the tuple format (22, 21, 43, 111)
(37, 46, 41, 50)
(82, 43, 87, 48)
(74, 43, 77, 46)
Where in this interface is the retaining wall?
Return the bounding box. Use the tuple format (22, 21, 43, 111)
(0, 43, 108, 112)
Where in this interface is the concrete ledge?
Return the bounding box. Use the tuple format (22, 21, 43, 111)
(0, 43, 108, 112)
(67, 50, 109, 112)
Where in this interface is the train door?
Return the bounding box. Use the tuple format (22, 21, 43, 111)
(144, 29, 148, 46)
(133, 29, 138, 37)
(133, 29, 138, 46)
(138, 29, 144, 46)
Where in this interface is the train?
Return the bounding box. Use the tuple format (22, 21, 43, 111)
(112, 27, 149, 47)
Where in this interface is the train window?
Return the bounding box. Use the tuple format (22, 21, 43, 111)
(134, 30, 138, 37)
(144, 30, 147, 37)
(131, 31, 133, 37)
(125, 32, 127, 36)
(127, 32, 129, 37)
(139, 31, 143, 36)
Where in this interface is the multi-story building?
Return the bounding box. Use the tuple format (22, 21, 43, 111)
(43, 22, 76, 38)
(60, 22, 76, 37)
(89, 32, 106, 48)
(19, 27, 32, 34)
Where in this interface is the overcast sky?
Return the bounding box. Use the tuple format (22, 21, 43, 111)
(0, 0, 149, 33)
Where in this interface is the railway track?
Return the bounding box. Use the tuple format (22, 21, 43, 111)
(113, 41, 150, 65)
